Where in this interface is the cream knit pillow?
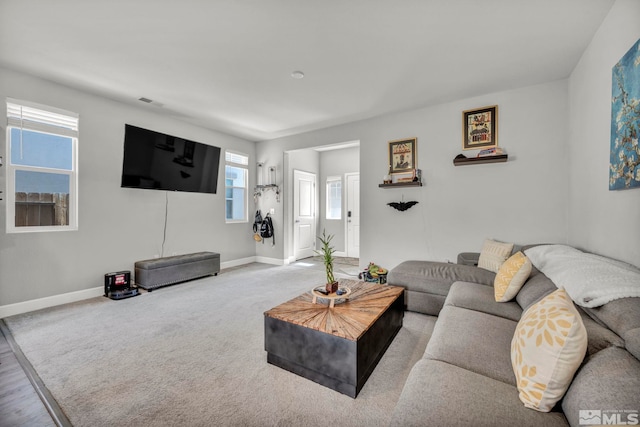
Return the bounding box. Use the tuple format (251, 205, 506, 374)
(494, 252, 532, 302)
(478, 239, 514, 273)
(511, 289, 587, 412)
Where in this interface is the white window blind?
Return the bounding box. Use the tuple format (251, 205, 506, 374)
(225, 150, 248, 165)
(7, 98, 79, 138)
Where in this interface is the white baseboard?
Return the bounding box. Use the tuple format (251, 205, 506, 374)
(220, 257, 256, 269)
(0, 286, 104, 319)
(334, 251, 347, 257)
(255, 256, 287, 265)
(1, 256, 290, 318)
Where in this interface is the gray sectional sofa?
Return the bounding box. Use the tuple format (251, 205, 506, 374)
(387, 247, 640, 426)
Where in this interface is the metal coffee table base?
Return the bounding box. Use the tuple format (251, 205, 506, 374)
(264, 295, 403, 398)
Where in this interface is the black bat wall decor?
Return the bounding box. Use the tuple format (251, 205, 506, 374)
(387, 200, 418, 211)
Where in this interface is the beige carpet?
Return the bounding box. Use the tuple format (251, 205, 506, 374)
(304, 256, 362, 277)
(4, 263, 435, 427)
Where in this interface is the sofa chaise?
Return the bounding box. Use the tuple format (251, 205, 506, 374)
(387, 242, 640, 426)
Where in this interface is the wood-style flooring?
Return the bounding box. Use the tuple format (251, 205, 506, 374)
(0, 324, 56, 427)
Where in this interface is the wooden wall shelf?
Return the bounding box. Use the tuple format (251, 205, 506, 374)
(378, 182, 422, 188)
(453, 154, 508, 166)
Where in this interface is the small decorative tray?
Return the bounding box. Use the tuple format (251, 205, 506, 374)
(311, 286, 352, 308)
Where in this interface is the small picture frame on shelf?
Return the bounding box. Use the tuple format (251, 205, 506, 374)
(388, 138, 417, 174)
(462, 105, 498, 150)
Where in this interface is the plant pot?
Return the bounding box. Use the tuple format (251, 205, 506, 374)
(326, 281, 338, 294)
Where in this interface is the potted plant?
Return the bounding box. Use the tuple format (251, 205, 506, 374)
(317, 229, 338, 293)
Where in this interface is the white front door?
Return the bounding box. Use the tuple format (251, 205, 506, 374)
(294, 170, 316, 260)
(346, 173, 360, 258)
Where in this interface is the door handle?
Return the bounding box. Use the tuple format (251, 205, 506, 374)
(295, 219, 300, 223)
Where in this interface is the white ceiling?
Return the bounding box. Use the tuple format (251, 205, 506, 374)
(0, 1, 614, 142)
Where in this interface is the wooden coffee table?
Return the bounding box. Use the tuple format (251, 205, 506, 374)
(264, 279, 404, 398)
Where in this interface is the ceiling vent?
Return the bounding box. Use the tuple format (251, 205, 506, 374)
(137, 97, 164, 108)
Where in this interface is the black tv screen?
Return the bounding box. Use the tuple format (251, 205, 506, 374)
(121, 124, 221, 194)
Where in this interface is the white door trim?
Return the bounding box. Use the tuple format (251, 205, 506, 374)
(345, 172, 360, 258)
(293, 169, 317, 260)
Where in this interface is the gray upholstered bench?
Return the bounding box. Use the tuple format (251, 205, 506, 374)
(134, 252, 220, 291)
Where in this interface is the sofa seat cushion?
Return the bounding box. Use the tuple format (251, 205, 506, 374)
(404, 290, 447, 315)
(446, 281, 523, 322)
(424, 305, 517, 385)
(390, 359, 569, 427)
(562, 346, 640, 427)
(388, 260, 496, 297)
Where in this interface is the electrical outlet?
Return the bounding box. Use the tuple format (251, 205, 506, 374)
(269, 208, 275, 215)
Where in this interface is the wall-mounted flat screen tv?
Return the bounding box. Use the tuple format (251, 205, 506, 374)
(121, 124, 221, 194)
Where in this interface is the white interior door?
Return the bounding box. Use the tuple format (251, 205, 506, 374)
(346, 173, 360, 258)
(294, 170, 316, 260)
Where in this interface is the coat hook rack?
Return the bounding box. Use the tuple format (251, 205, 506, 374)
(254, 162, 280, 203)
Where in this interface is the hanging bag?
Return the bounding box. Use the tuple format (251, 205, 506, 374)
(253, 210, 263, 241)
(260, 214, 275, 245)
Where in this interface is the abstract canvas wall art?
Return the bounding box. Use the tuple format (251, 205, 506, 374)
(610, 38, 640, 191)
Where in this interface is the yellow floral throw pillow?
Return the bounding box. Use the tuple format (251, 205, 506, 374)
(511, 289, 587, 412)
(494, 252, 532, 302)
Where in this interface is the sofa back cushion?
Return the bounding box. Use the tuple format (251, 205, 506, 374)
(562, 346, 640, 427)
(578, 308, 625, 357)
(582, 297, 640, 360)
(515, 267, 557, 311)
(624, 328, 640, 361)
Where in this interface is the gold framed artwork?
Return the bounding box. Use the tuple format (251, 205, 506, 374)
(462, 105, 498, 150)
(388, 138, 417, 174)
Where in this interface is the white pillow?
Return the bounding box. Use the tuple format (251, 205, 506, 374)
(511, 289, 587, 412)
(478, 239, 514, 273)
(524, 245, 640, 307)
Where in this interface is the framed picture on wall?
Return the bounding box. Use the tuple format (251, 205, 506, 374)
(609, 38, 640, 190)
(388, 138, 417, 174)
(462, 105, 498, 150)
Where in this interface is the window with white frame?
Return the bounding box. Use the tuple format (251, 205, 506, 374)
(6, 99, 79, 232)
(225, 150, 248, 222)
(326, 176, 341, 220)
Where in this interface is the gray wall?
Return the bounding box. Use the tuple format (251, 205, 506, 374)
(0, 67, 256, 306)
(567, 0, 640, 266)
(257, 79, 570, 269)
(319, 146, 360, 253)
